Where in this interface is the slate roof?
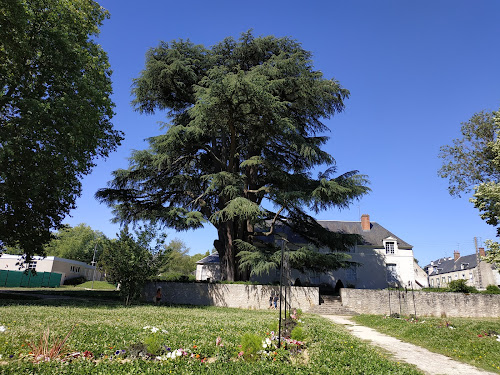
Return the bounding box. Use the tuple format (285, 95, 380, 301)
(427, 253, 478, 276)
(196, 253, 220, 265)
(317, 220, 413, 249)
(197, 219, 412, 263)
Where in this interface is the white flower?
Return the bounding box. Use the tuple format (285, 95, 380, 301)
(143, 326, 151, 330)
(151, 327, 159, 333)
(162, 329, 168, 334)
(175, 349, 183, 357)
(448, 326, 455, 329)
(262, 337, 272, 348)
(0, 326, 6, 332)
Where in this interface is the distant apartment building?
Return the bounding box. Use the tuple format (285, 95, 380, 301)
(425, 249, 500, 289)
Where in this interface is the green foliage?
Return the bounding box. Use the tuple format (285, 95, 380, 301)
(157, 273, 196, 282)
(484, 240, 500, 267)
(159, 239, 208, 279)
(63, 276, 86, 286)
(238, 242, 354, 277)
(439, 110, 498, 197)
(290, 326, 305, 342)
(446, 279, 478, 293)
(143, 334, 165, 356)
(0, 304, 423, 374)
(239, 333, 262, 361)
(96, 31, 369, 281)
(44, 224, 108, 264)
(99, 226, 164, 305)
(439, 109, 500, 262)
(485, 284, 500, 293)
(0, 0, 123, 260)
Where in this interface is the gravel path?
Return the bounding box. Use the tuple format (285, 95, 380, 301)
(322, 315, 497, 375)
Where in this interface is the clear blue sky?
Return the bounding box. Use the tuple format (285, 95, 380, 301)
(64, 0, 500, 266)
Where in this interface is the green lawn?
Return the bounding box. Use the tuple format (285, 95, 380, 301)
(0, 297, 422, 374)
(352, 315, 500, 374)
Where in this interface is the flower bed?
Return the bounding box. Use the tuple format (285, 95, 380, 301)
(0, 302, 422, 374)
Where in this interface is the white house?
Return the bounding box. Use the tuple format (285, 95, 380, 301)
(0, 254, 104, 286)
(196, 214, 427, 290)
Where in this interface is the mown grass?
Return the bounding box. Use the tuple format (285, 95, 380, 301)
(0, 286, 120, 301)
(0, 298, 423, 374)
(60, 281, 116, 290)
(352, 315, 500, 374)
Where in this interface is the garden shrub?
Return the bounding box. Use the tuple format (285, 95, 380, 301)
(446, 279, 478, 293)
(240, 333, 262, 360)
(144, 334, 164, 355)
(485, 284, 500, 294)
(63, 276, 86, 286)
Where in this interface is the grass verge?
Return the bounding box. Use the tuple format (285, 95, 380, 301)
(352, 314, 500, 373)
(0, 301, 423, 374)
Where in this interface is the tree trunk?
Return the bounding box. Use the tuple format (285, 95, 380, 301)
(215, 221, 238, 281)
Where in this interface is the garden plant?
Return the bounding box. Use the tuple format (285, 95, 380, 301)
(0, 298, 422, 374)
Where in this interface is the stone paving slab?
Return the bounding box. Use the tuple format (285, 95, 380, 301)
(322, 315, 497, 375)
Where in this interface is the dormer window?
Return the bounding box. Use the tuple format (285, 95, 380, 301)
(383, 237, 398, 255)
(461, 263, 469, 270)
(385, 242, 395, 254)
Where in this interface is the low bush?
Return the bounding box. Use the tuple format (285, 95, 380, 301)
(63, 276, 86, 286)
(484, 284, 500, 294)
(446, 279, 478, 293)
(239, 333, 263, 361)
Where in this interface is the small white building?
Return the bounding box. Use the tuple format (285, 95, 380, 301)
(196, 215, 427, 290)
(0, 254, 104, 286)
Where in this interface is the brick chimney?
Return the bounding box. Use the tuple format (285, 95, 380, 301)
(454, 250, 460, 261)
(479, 247, 485, 257)
(361, 214, 370, 231)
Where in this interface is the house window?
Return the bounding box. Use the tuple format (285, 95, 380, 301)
(385, 242, 395, 255)
(469, 272, 473, 281)
(455, 274, 458, 279)
(442, 277, 446, 283)
(430, 279, 434, 287)
(386, 263, 397, 283)
(26, 261, 37, 270)
(448, 276, 452, 283)
(437, 278, 440, 286)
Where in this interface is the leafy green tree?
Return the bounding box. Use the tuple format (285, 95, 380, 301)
(159, 239, 209, 279)
(446, 279, 478, 293)
(484, 240, 500, 269)
(439, 109, 500, 267)
(0, 0, 123, 260)
(97, 32, 369, 281)
(99, 226, 165, 305)
(438, 111, 499, 197)
(44, 224, 107, 264)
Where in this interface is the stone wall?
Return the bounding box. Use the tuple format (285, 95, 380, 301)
(143, 282, 320, 312)
(341, 288, 500, 318)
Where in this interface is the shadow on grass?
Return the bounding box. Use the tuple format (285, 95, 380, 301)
(0, 289, 123, 308)
(0, 290, 223, 310)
